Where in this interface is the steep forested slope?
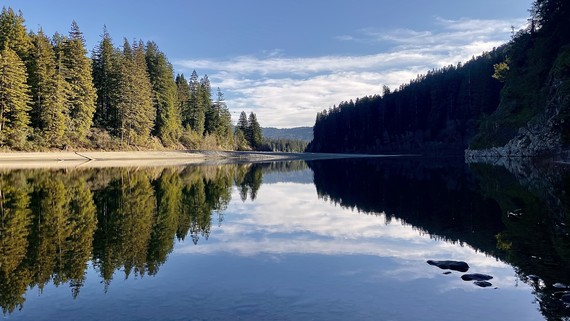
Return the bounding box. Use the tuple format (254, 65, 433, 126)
(309, 0, 570, 157)
(307, 50, 505, 154)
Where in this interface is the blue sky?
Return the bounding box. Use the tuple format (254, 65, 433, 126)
(4, 0, 533, 127)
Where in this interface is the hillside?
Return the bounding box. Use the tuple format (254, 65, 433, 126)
(308, 0, 570, 157)
(262, 127, 313, 142)
(307, 49, 505, 154)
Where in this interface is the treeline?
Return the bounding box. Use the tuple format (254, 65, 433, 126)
(307, 49, 505, 154)
(308, 0, 570, 155)
(0, 7, 260, 151)
(263, 138, 308, 153)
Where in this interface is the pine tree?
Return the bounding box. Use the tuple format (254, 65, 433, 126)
(235, 111, 249, 149)
(204, 79, 219, 135)
(0, 46, 31, 149)
(247, 112, 263, 149)
(175, 73, 191, 131)
(92, 26, 121, 131)
(215, 88, 233, 146)
(145, 41, 182, 146)
(61, 21, 97, 143)
(187, 70, 205, 134)
(116, 39, 155, 145)
(199, 75, 212, 135)
(0, 8, 32, 60)
(28, 30, 67, 146)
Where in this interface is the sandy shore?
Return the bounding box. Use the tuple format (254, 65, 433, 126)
(0, 150, 381, 169)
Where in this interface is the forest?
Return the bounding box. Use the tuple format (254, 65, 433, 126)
(0, 7, 270, 152)
(308, 0, 570, 156)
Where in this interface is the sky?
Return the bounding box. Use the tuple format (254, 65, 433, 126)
(3, 0, 533, 128)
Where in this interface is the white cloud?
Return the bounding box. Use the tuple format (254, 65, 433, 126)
(174, 182, 522, 290)
(174, 17, 527, 128)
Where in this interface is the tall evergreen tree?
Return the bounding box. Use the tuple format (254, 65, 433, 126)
(187, 70, 205, 134)
(175, 74, 190, 124)
(215, 88, 233, 145)
(204, 80, 219, 135)
(116, 39, 154, 145)
(28, 30, 67, 146)
(247, 112, 263, 149)
(92, 26, 121, 131)
(234, 111, 249, 150)
(145, 41, 182, 146)
(0, 8, 32, 61)
(0, 46, 31, 149)
(61, 21, 97, 143)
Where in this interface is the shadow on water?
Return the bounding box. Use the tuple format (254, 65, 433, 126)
(307, 156, 570, 321)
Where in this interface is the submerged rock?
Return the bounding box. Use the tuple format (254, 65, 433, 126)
(474, 281, 493, 288)
(427, 260, 470, 272)
(443, 271, 452, 275)
(461, 273, 494, 281)
(553, 283, 568, 289)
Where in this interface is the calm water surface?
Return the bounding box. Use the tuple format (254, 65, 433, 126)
(1, 158, 569, 320)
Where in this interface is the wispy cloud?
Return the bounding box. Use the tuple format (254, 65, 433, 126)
(174, 182, 521, 289)
(174, 17, 526, 128)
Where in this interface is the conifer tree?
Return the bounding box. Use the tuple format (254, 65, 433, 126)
(92, 26, 121, 131)
(175, 73, 191, 131)
(199, 75, 212, 134)
(0, 8, 32, 60)
(204, 79, 219, 135)
(215, 88, 233, 145)
(234, 111, 249, 149)
(116, 39, 154, 145)
(187, 70, 205, 134)
(61, 21, 97, 143)
(247, 112, 263, 149)
(28, 30, 67, 146)
(0, 46, 31, 149)
(145, 41, 182, 146)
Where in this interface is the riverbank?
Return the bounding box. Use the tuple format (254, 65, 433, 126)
(0, 150, 385, 169)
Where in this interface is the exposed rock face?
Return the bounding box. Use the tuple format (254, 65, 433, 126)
(466, 76, 568, 158)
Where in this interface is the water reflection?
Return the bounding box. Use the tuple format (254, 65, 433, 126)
(0, 163, 297, 314)
(0, 157, 569, 320)
(308, 157, 570, 321)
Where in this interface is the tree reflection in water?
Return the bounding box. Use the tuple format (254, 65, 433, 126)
(0, 162, 300, 314)
(2, 157, 569, 320)
(308, 157, 570, 321)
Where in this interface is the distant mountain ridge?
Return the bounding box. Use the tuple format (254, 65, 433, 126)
(262, 127, 313, 142)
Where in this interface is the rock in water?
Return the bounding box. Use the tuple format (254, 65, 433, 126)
(426, 260, 470, 272)
(474, 281, 493, 287)
(461, 273, 493, 281)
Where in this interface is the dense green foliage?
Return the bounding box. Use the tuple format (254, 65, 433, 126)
(263, 137, 308, 152)
(0, 7, 250, 151)
(234, 111, 264, 150)
(309, 0, 570, 154)
(308, 50, 505, 154)
(470, 0, 570, 148)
